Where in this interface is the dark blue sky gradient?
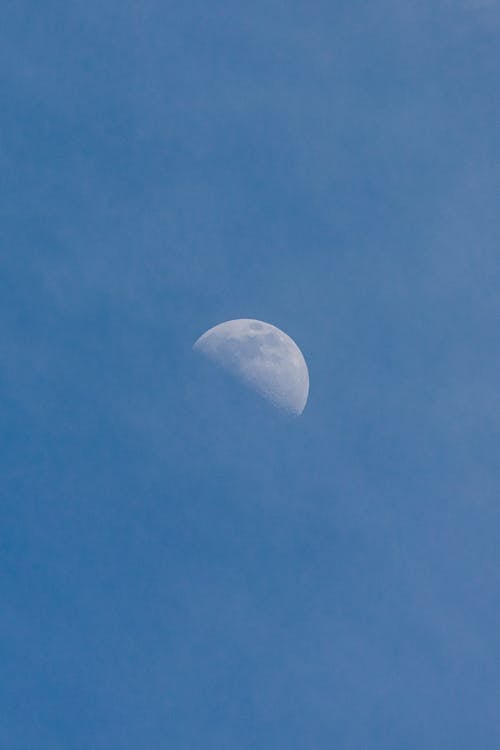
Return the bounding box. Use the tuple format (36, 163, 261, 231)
(1, 2, 499, 748)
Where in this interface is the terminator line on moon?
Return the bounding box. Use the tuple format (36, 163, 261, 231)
(193, 319, 309, 415)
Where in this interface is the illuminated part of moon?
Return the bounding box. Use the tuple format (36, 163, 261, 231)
(193, 319, 309, 415)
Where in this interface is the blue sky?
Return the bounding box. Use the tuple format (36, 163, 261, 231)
(1, 1, 499, 748)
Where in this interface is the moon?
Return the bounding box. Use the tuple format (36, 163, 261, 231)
(193, 319, 309, 415)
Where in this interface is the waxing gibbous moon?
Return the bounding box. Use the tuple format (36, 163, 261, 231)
(193, 319, 309, 415)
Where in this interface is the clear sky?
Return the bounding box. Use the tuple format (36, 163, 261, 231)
(1, 2, 499, 748)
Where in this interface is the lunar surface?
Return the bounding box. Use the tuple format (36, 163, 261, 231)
(193, 319, 309, 415)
